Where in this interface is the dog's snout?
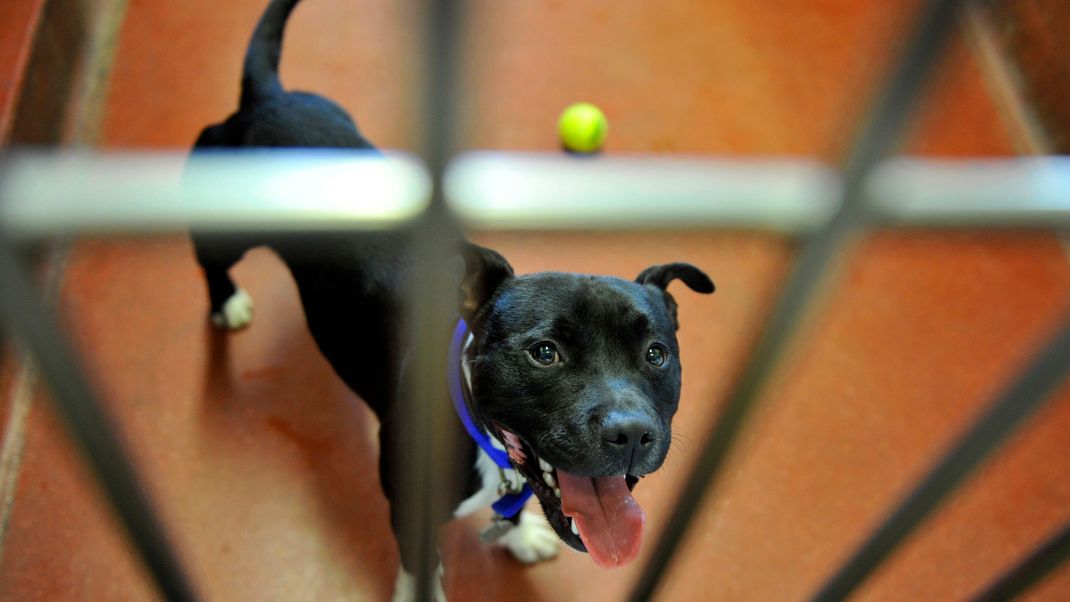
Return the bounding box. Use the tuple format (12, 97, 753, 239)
(600, 411, 657, 471)
(602, 417, 655, 448)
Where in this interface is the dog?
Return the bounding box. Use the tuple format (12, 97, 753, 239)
(189, 0, 714, 599)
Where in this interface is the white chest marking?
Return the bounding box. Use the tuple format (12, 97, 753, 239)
(452, 332, 525, 518)
(453, 435, 524, 518)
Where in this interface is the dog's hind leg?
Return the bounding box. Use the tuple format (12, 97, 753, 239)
(189, 123, 256, 330)
(193, 235, 254, 330)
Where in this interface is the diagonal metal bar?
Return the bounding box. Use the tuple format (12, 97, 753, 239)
(811, 314, 1070, 602)
(0, 236, 199, 601)
(972, 519, 1070, 602)
(627, 1, 967, 600)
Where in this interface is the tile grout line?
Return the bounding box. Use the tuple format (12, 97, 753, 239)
(960, 5, 1051, 156)
(0, 0, 127, 564)
(0, 359, 39, 564)
(961, 6, 1070, 263)
(63, 0, 129, 146)
(0, 245, 71, 565)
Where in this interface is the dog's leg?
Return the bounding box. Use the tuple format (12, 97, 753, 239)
(379, 423, 454, 602)
(189, 123, 255, 331)
(193, 235, 254, 330)
(211, 287, 254, 330)
(498, 511, 560, 564)
(391, 563, 446, 602)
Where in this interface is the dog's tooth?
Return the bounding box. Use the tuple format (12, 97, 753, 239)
(538, 458, 553, 472)
(554, 487, 561, 498)
(543, 471, 556, 488)
(570, 518, 579, 536)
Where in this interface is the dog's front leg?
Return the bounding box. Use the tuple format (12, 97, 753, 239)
(391, 562, 446, 602)
(386, 504, 447, 602)
(383, 492, 449, 602)
(379, 420, 452, 602)
(498, 511, 560, 564)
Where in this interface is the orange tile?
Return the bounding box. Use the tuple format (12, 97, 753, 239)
(1, 389, 159, 602)
(99, 0, 421, 150)
(2, 238, 404, 600)
(462, 0, 923, 157)
(655, 232, 1070, 601)
(904, 34, 1019, 156)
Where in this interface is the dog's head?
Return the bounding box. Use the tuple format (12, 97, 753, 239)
(459, 243, 714, 567)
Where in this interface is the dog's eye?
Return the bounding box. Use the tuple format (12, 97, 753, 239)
(529, 342, 560, 365)
(646, 344, 668, 367)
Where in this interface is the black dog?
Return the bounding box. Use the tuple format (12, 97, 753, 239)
(190, 0, 714, 598)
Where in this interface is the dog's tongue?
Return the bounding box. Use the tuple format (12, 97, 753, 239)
(557, 471, 645, 568)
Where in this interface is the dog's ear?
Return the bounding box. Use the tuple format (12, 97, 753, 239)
(635, 263, 714, 330)
(636, 263, 715, 294)
(459, 242, 515, 323)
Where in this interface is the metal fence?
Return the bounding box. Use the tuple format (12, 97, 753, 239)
(1, 0, 1069, 600)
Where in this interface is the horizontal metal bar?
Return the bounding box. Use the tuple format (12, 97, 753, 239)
(5, 151, 1070, 238)
(445, 152, 841, 232)
(972, 519, 1070, 602)
(447, 153, 1070, 231)
(0, 150, 431, 237)
(811, 313, 1070, 602)
(869, 157, 1070, 227)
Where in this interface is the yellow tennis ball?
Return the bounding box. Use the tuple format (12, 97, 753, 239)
(558, 102, 608, 153)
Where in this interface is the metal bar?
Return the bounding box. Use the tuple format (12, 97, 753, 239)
(446, 153, 841, 233)
(7, 152, 1070, 237)
(447, 153, 1070, 231)
(400, 0, 466, 600)
(0, 150, 430, 238)
(627, 1, 966, 600)
(868, 157, 1070, 228)
(811, 315, 1070, 602)
(0, 236, 199, 601)
(972, 519, 1070, 602)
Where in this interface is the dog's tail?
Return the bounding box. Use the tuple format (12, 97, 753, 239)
(240, 0, 302, 108)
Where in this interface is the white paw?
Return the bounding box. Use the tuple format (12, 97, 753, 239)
(210, 289, 253, 330)
(499, 511, 560, 564)
(392, 564, 446, 602)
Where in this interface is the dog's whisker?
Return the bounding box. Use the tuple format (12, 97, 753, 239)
(661, 432, 692, 468)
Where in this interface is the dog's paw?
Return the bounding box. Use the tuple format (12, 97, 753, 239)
(391, 564, 446, 602)
(210, 289, 254, 330)
(499, 511, 560, 564)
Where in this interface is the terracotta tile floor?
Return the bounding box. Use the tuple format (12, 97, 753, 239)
(3, 1, 1070, 601)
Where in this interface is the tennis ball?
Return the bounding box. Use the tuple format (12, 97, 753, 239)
(558, 102, 608, 153)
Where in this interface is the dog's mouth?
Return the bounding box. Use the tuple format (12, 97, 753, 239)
(492, 423, 645, 568)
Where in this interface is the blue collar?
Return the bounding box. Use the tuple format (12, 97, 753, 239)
(449, 318, 533, 518)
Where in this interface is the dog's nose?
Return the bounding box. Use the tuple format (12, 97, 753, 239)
(600, 411, 656, 469)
